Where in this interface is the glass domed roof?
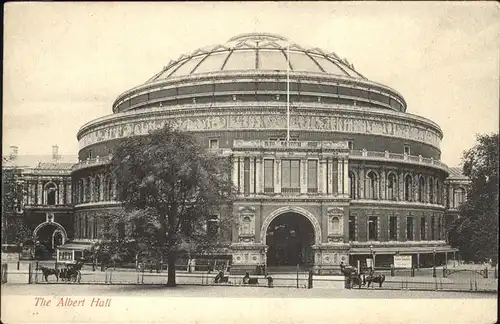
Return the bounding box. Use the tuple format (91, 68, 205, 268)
(146, 33, 366, 83)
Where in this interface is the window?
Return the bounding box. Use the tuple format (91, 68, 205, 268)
(209, 139, 219, 149)
(264, 159, 274, 193)
(431, 217, 435, 240)
(418, 176, 425, 202)
(429, 177, 434, 203)
(84, 214, 88, 238)
(241, 216, 252, 235)
(436, 180, 440, 204)
(387, 173, 397, 200)
(406, 217, 414, 241)
(207, 215, 219, 237)
(366, 171, 378, 199)
(389, 216, 398, 240)
(348, 216, 356, 241)
(368, 216, 378, 241)
(281, 160, 300, 193)
(437, 216, 442, 240)
(244, 157, 250, 195)
(93, 219, 98, 239)
(420, 216, 426, 240)
(347, 140, 354, 150)
(404, 174, 412, 201)
(348, 171, 356, 199)
(85, 177, 91, 202)
(404, 145, 410, 155)
(88, 150, 93, 159)
(453, 188, 465, 208)
(95, 176, 101, 201)
(46, 183, 57, 206)
(307, 160, 318, 193)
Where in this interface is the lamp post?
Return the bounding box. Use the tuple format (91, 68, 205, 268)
(432, 247, 436, 278)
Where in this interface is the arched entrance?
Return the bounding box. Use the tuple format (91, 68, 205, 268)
(265, 212, 315, 267)
(33, 222, 67, 260)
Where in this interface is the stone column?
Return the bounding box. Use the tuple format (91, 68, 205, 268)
(255, 158, 262, 194)
(37, 181, 43, 205)
(413, 174, 419, 202)
(380, 169, 386, 200)
(274, 159, 281, 194)
(337, 159, 343, 195)
(300, 159, 307, 194)
(343, 159, 349, 195)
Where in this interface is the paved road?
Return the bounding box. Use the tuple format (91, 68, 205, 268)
(2, 282, 496, 299)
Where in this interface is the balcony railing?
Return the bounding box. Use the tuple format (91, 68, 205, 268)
(72, 155, 112, 172)
(349, 149, 448, 170)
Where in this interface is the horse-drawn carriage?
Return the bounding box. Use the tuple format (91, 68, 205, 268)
(37, 260, 83, 283)
(340, 263, 386, 289)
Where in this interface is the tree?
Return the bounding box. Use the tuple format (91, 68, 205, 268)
(1, 164, 30, 246)
(448, 133, 499, 263)
(105, 125, 235, 286)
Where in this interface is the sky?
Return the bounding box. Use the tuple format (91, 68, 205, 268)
(3, 2, 499, 166)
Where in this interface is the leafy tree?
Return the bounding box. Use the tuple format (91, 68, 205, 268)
(104, 125, 235, 286)
(1, 164, 30, 246)
(448, 133, 499, 263)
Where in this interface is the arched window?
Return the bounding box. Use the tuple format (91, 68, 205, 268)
(45, 183, 57, 206)
(387, 173, 397, 200)
(429, 177, 434, 203)
(436, 180, 440, 204)
(418, 176, 425, 202)
(95, 176, 101, 201)
(85, 177, 91, 202)
(103, 176, 111, 201)
(453, 187, 465, 208)
(404, 174, 412, 201)
(79, 179, 84, 204)
(365, 171, 378, 199)
(348, 171, 356, 199)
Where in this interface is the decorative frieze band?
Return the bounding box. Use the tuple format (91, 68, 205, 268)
(79, 112, 441, 150)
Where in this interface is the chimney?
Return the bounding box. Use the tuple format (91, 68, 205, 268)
(9, 146, 18, 159)
(52, 145, 59, 161)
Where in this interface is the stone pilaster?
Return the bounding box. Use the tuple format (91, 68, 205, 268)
(249, 157, 255, 194)
(358, 166, 365, 199)
(343, 159, 349, 195)
(448, 185, 454, 208)
(319, 159, 326, 194)
(239, 158, 245, 194)
(300, 159, 307, 194)
(58, 181, 64, 205)
(336, 159, 342, 195)
(274, 159, 281, 194)
(232, 157, 239, 189)
(37, 181, 43, 205)
(66, 182, 72, 204)
(255, 158, 261, 194)
(398, 170, 404, 201)
(380, 169, 386, 200)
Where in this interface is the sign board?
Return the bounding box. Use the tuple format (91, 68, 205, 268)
(394, 255, 412, 268)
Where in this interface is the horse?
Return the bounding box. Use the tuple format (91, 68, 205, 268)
(363, 273, 386, 288)
(214, 271, 229, 284)
(38, 266, 60, 282)
(340, 263, 361, 289)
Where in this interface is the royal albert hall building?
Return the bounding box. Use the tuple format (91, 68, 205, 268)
(69, 33, 458, 274)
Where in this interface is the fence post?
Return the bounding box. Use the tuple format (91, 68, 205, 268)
(308, 270, 313, 289)
(484, 268, 488, 278)
(109, 270, 112, 284)
(17, 260, 20, 270)
(411, 267, 415, 277)
(28, 263, 32, 284)
(390, 265, 394, 277)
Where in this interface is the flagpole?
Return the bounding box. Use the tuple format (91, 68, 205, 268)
(286, 43, 290, 142)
